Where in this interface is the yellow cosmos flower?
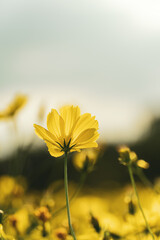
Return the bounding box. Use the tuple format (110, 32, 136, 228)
(0, 94, 27, 120)
(34, 105, 99, 157)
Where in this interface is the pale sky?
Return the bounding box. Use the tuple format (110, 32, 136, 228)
(0, 0, 160, 157)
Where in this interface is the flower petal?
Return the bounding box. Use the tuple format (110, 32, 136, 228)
(72, 113, 98, 139)
(72, 128, 97, 146)
(34, 124, 59, 147)
(47, 109, 65, 139)
(60, 106, 80, 136)
(85, 132, 99, 143)
(71, 142, 98, 152)
(45, 140, 64, 157)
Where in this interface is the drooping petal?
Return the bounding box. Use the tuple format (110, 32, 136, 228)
(45, 140, 64, 157)
(60, 106, 80, 137)
(34, 124, 59, 148)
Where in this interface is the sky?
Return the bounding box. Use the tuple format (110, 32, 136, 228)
(0, 0, 160, 157)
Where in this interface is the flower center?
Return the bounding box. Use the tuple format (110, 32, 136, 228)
(63, 139, 71, 153)
(56, 139, 75, 153)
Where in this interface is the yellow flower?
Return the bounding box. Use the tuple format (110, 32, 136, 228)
(0, 94, 27, 119)
(34, 206, 51, 222)
(0, 224, 15, 240)
(118, 146, 138, 166)
(73, 149, 99, 172)
(7, 208, 30, 236)
(118, 146, 149, 170)
(34, 105, 99, 157)
(54, 227, 68, 240)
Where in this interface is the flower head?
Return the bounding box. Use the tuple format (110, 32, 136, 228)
(34, 206, 51, 222)
(34, 105, 99, 157)
(0, 94, 27, 120)
(118, 146, 136, 165)
(117, 146, 149, 169)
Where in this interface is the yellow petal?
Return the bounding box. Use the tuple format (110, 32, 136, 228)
(137, 159, 149, 169)
(72, 142, 98, 151)
(34, 124, 59, 147)
(0, 94, 27, 119)
(60, 105, 80, 136)
(45, 140, 64, 157)
(47, 109, 65, 139)
(85, 132, 99, 143)
(72, 132, 99, 148)
(0, 112, 7, 119)
(72, 113, 98, 139)
(72, 128, 97, 145)
(70, 148, 81, 153)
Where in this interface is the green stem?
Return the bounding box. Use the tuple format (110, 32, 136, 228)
(52, 171, 86, 218)
(128, 165, 155, 240)
(64, 152, 77, 240)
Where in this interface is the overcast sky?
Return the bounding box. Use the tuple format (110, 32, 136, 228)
(1, 0, 160, 101)
(0, 0, 160, 156)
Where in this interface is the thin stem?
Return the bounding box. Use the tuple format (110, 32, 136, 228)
(128, 165, 155, 240)
(52, 171, 87, 218)
(64, 152, 77, 240)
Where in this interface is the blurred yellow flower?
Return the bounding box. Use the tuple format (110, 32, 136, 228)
(73, 149, 99, 172)
(34, 105, 99, 157)
(118, 146, 149, 169)
(118, 146, 137, 165)
(54, 227, 68, 240)
(0, 176, 26, 207)
(34, 206, 51, 223)
(5, 208, 30, 239)
(0, 224, 15, 240)
(0, 94, 27, 120)
(40, 196, 55, 211)
(137, 160, 150, 169)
